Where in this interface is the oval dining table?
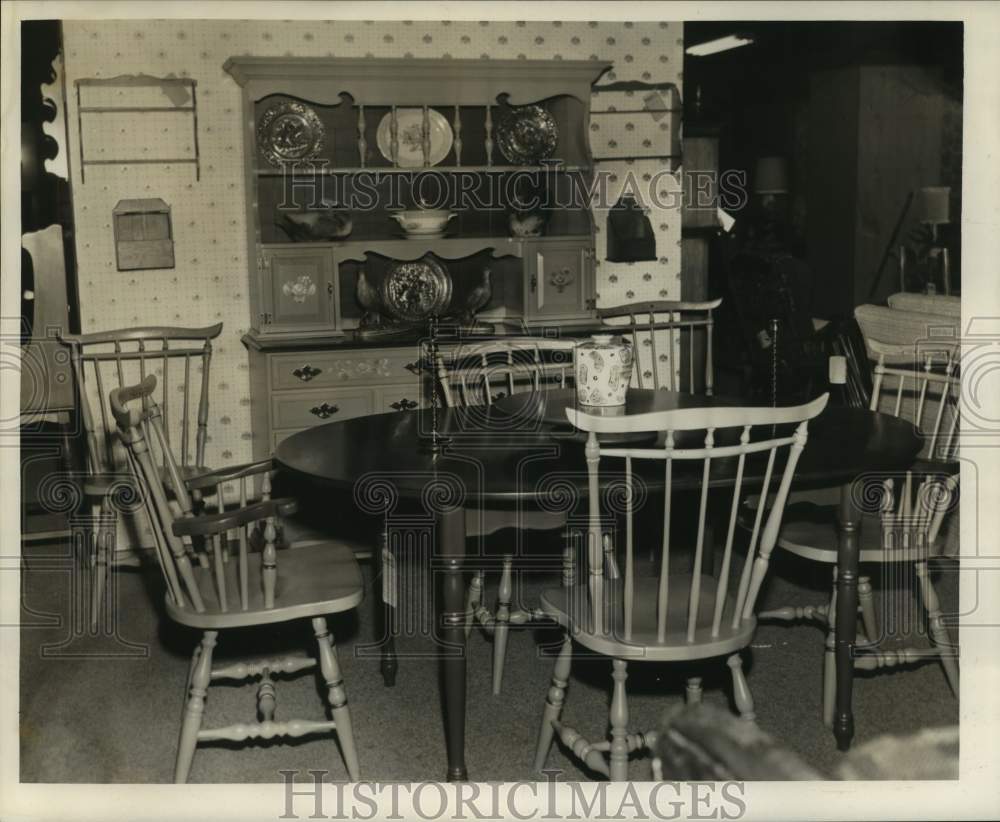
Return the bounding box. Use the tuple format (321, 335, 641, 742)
(275, 388, 922, 781)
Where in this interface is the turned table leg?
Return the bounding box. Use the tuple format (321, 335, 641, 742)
(834, 483, 861, 751)
(438, 505, 468, 781)
(378, 524, 399, 687)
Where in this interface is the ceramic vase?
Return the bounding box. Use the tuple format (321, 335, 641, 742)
(575, 334, 634, 407)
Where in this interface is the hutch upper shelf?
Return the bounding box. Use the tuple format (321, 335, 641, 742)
(222, 57, 612, 107)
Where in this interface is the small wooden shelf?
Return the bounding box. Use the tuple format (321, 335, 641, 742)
(75, 74, 200, 183)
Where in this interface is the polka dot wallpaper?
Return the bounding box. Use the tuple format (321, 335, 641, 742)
(62, 19, 685, 466)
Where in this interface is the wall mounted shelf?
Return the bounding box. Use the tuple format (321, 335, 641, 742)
(75, 74, 200, 182)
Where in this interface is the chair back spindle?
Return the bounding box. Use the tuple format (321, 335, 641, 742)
(434, 338, 577, 408)
(567, 394, 828, 646)
(112, 375, 289, 616)
(597, 299, 721, 395)
(866, 339, 960, 462)
(60, 324, 223, 479)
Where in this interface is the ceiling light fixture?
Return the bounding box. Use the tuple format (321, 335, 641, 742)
(685, 34, 755, 57)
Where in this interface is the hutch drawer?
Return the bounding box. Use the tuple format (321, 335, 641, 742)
(269, 346, 423, 390)
(271, 386, 377, 428)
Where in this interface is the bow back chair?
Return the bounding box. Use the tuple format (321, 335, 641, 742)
(533, 393, 828, 780)
(433, 337, 577, 695)
(112, 375, 363, 783)
(597, 299, 722, 395)
(59, 324, 223, 627)
(762, 338, 960, 727)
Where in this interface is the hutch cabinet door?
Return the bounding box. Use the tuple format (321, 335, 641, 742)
(258, 247, 336, 335)
(523, 238, 596, 323)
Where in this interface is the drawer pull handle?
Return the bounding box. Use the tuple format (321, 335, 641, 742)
(550, 267, 575, 293)
(390, 398, 418, 411)
(309, 403, 340, 419)
(293, 364, 323, 382)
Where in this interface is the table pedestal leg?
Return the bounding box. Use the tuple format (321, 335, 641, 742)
(834, 483, 860, 751)
(438, 506, 468, 781)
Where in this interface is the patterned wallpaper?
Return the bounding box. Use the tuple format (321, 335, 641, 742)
(62, 19, 684, 466)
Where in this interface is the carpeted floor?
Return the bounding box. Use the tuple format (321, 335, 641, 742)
(18, 536, 959, 783)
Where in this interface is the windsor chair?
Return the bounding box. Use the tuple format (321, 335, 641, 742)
(112, 375, 363, 783)
(59, 324, 223, 627)
(434, 338, 577, 695)
(597, 299, 722, 395)
(533, 393, 828, 780)
(760, 337, 960, 725)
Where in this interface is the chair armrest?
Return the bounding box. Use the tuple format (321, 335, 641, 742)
(172, 497, 298, 538)
(184, 459, 275, 491)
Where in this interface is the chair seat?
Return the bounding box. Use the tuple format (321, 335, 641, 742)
(776, 502, 952, 563)
(539, 574, 755, 662)
(166, 540, 363, 630)
(465, 507, 566, 538)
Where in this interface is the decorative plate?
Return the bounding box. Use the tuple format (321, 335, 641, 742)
(380, 256, 453, 323)
(257, 101, 326, 167)
(496, 105, 558, 165)
(376, 108, 454, 167)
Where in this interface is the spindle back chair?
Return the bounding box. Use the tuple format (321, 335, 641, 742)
(762, 339, 961, 727)
(434, 337, 577, 408)
(112, 375, 363, 782)
(61, 323, 222, 479)
(597, 299, 722, 395)
(432, 337, 577, 695)
(533, 393, 828, 780)
(867, 338, 959, 462)
(59, 324, 223, 626)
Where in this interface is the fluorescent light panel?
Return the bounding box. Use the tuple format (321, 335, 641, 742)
(685, 34, 755, 57)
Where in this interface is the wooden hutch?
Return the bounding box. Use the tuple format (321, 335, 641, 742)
(224, 57, 611, 460)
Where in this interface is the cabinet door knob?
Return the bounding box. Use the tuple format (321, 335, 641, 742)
(309, 403, 340, 419)
(390, 398, 418, 411)
(293, 364, 323, 382)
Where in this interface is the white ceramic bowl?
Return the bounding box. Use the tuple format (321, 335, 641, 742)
(391, 210, 457, 236)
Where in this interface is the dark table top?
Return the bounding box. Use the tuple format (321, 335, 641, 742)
(275, 389, 922, 509)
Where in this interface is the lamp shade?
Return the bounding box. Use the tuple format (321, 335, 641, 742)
(754, 156, 789, 194)
(915, 186, 950, 225)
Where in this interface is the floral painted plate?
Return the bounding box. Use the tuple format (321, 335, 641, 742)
(376, 108, 454, 167)
(257, 101, 326, 167)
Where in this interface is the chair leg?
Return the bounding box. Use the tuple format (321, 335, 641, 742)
(175, 631, 217, 783)
(916, 561, 959, 696)
(609, 659, 630, 780)
(533, 634, 572, 773)
(493, 558, 513, 696)
(686, 676, 703, 705)
(727, 653, 756, 722)
(465, 570, 484, 641)
(823, 633, 836, 728)
(858, 575, 879, 644)
(312, 617, 360, 781)
(90, 499, 111, 630)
